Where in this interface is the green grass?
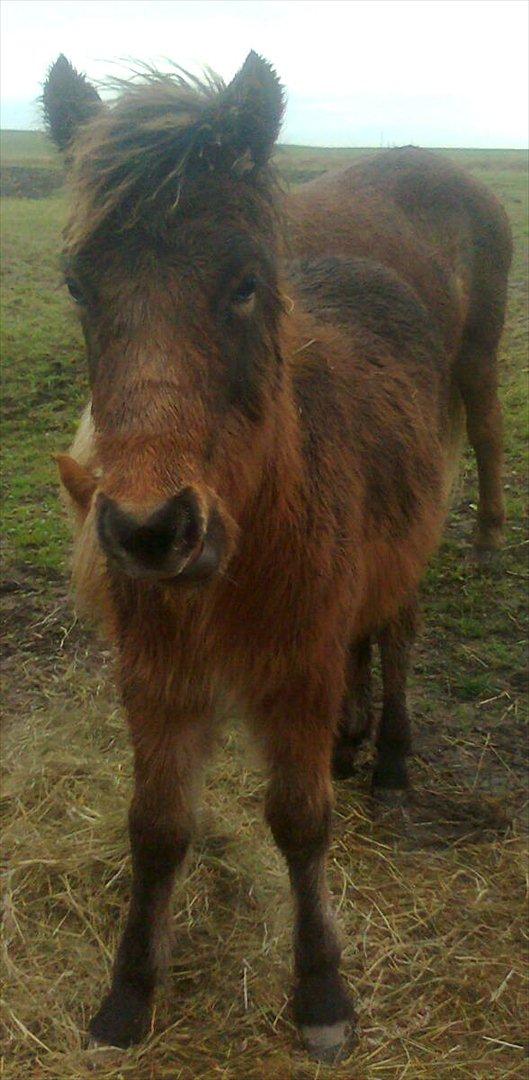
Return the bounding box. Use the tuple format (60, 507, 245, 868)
(0, 129, 61, 168)
(1, 195, 86, 570)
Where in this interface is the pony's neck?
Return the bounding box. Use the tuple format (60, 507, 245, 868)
(239, 308, 315, 535)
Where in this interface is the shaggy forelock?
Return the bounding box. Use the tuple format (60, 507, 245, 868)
(65, 65, 278, 254)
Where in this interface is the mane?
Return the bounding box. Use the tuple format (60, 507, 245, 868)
(65, 64, 280, 254)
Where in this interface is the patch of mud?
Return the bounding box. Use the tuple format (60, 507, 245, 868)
(334, 697, 528, 850)
(2, 565, 74, 657)
(414, 710, 529, 813)
(379, 788, 518, 851)
(1, 564, 109, 719)
(1, 166, 63, 198)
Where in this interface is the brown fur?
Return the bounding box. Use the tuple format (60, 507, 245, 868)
(288, 148, 512, 551)
(44, 53, 510, 1058)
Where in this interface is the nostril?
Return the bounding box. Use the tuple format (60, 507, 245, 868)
(168, 489, 202, 550)
(123, 520, 174, 561)
(133, 492, 201, 559)
(97, 490, 204, 568)
(97, 495, 139, 558)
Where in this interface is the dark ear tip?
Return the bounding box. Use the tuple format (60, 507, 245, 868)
(42, 54, 102, 151)
(46, 54, 73, 79)
(225, 51, 284, 165)
(243, 49, 263, 68)
(241, 51, 280, 81)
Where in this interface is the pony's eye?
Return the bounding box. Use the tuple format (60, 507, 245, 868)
(65, 277, 85, 303)
(231, 275, 257, 309)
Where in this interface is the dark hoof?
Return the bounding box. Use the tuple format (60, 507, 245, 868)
(300, 1019, 356, 1063)
(332, 742, 360, 780)
(371, 786, 410, 809)
(294, 971, 355, 1063)
(473, 523, 503, 566)
(89, 984, 152, 1049)
(472, 544, 501, 570)
(332, 730, 369, 780)
(372, 753, 409, 793)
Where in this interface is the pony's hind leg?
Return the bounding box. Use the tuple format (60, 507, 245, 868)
(333, 637, 373, 779)
(457, 358, 505, 557)
(259, 677, 355, 1062)
(89, 691, 212, 1049)
(457, 344, 506, 557)
(457, 200, 511, 557)
(372, 603, 417, 802)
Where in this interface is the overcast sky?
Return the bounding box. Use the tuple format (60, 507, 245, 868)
(1, 0, 528, 148)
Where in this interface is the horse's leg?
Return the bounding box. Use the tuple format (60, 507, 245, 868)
(261, 681, 354, 1062)
(89, 699, 211, 1048)
(333, 637, 373, 779)
(457, 337, 506, 557)
(372, 603, 417, 801)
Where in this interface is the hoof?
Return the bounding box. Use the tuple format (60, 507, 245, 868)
(472, 544, 501, 570)
(332, 744, 359, 781)
(89, 985, 152, 1049)
(300, 1020, 356, 1063)
(333, 729, 370, 780)
(294, 970, 355, 1063)
(372, 753, 409, 794)
(473, 522, 504, 565)
(371, 785, 410, 809)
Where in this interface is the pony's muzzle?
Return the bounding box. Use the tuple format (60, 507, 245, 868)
(96, 489, 225, 581)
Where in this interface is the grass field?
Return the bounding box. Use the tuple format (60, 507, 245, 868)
(1, 132, 528, 1079)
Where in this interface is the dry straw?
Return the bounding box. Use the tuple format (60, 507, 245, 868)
(2, 594, 527, 1079)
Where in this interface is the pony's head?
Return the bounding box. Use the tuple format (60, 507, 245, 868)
(45, 53, 286, 582)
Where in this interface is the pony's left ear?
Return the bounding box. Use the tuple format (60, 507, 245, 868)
(42, 54, 102, 152)
(224, 51, 285, 166)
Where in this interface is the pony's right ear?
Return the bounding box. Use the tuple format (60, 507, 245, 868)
(56, 453, 97, 517)
(42, 55, 102, 152)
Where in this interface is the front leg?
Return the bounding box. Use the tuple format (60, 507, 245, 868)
(90, 693, 212, 1048)
(259, 681, 355, 1062)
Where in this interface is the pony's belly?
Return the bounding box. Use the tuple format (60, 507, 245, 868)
(355, 526, 439, 637)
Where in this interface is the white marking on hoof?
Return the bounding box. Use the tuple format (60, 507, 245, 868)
(86, 1036, 121, 1051)
(300, 1020, 352, 1063)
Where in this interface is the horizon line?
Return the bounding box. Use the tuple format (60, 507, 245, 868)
(1, 128, 528, 153)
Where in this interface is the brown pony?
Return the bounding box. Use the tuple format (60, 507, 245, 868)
(44, 53, 511, 1062)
